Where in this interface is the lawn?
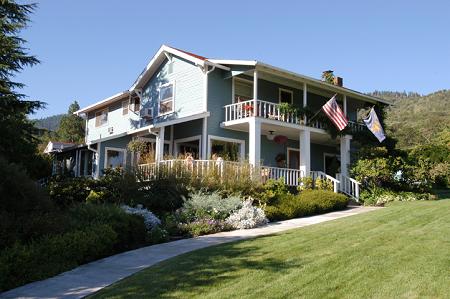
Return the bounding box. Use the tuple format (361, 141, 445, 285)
(91, 200, 450, 299)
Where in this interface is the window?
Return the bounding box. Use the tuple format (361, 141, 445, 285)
(122, 100, 129, 115)
(279, 88, 293, 104)
(105, 148, 126, 169)
(208, 135, 245, 162)
(234, 78, 253, 102)
(95, 109, 108, 127)
(159, 83, 174, 115)
(130, 96, 140, 112)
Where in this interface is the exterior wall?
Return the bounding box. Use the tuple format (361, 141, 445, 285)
(141, 56, 205, 125)
(97, 135, 132, 175)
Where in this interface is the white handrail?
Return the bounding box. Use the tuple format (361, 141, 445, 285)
(310, 170, 340, 193)
(336, 173, 360, 201)
(261, 166, 304, 186)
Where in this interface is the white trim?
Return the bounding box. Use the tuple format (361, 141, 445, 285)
(174, 135, 201, 158)
(169, 125, 174, 155)
(158, 81, 175, 116)
(286, 147, 300, 168)
(208, 59, 257, 66)
(95, 108, 109, 127)
(75, 92, 129, 115)
(104, 147, 127, 169)
(279, 87, 294, 104)
(208, 134, 245, 161)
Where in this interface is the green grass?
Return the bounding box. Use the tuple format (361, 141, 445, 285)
(92, 200, 450, 299)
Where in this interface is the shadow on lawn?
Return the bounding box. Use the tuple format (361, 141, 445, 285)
(98, 237, 302, 298)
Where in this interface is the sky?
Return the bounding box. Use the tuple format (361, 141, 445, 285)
(16, 0, 450, 118)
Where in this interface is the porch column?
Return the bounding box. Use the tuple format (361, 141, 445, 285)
(340, 135, 351, 176)
(253, 69, 258, 100)
(201, 117, 208, 159)
(303, 82, 307, 123)
(249, 117, 261, 166)
(299, 129, 311, 177)
(95, 142, 101, 179)
(156, 126, 165, 163)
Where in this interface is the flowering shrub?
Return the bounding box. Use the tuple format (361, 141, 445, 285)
(360, 188, 434, 206)
(226, 200, 268, 229)
(181, 192, 242, 220)
(121, 204, 161, 230)
(179, 217, 231, 237)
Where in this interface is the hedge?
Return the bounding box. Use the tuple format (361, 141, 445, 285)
(265, 190, 348, 221)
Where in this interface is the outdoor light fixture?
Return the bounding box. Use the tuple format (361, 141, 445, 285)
(266, 130, 275, 141)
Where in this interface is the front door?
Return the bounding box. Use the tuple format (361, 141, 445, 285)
(324, 154, 340, 177)
(287, 149, 300, 169)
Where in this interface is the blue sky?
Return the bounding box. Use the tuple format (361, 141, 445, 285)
(18, 0, 450, 118)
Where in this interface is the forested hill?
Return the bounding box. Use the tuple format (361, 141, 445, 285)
(371, 90, 450, 149)
(33, 114, 64, 131)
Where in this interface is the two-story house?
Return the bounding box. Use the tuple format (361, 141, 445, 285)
(74, 45, 389, 199)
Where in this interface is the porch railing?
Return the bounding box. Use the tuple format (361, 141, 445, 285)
(223, 99, 365, 132)
(137, 160, 360, 200)
(336, 173, 360, 200)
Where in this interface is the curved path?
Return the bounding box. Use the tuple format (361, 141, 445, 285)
(1, 206, 380, 299)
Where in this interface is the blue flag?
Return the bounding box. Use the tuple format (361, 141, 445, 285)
(363, 108, 386, 142)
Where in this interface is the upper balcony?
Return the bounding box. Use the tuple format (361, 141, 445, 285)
(223, 99, 365, 133)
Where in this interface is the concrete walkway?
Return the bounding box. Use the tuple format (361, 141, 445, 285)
(1, 206, 380, 299)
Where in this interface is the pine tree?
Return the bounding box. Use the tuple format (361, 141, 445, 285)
(0, 1, 47, 178)
(56, 101, 85, 143)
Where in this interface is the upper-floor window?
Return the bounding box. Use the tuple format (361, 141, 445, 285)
(159, 82, 174, 115)
(279, 88, 293, 104)
(234, 78, 253, 103)
(122, 100, 129, 115)
(95, 108, 108, 127)
(130, 96, 140, 112)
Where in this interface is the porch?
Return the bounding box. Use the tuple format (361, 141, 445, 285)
(137, 159, 360, 200)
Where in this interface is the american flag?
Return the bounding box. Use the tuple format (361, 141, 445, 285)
(322, 95, 348, 131)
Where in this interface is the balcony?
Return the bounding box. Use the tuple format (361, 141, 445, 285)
(223, 99, 365, 132)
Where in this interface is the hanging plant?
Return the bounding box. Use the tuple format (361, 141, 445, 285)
(127, 139, 148, 154)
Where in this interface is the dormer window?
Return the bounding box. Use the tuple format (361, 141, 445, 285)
(130, 95, 140, 112)
(159, 82, 174, 115)
(122, 100, 129, 115)
(95, 108, 108, 127)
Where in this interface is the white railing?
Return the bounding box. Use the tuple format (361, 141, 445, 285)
(336, 173, 360, 201)
(224, 99, 312, 126)
(348, 121, 365, 132)
(310, 170, 340, 193)
(261, 166, 304, 186)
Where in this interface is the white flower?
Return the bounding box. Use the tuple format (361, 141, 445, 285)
(121, 205, 161, 231)
(226, 199, 268, 230)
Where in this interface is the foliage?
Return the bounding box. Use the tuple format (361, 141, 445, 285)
(47, 175, 93, 206)
(56, 101, 85, 143)
(360, 187, 435, 206)
(225, 199, 268, 229)
(314, 178, 333, 191)
(181, 192, 242, 221)
(178, 218, 231, 237)
(265, 190, 348, 221)
(33, 113, 64, 131)
(121, 204, 161, 231)
(0, 1, 47, 178)
(258, 178, 290, 205)
(321, 70, 335, 84)
(297, 176, 313, 191)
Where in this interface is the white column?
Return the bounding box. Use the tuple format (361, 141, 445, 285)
(169, 125, 174, 156)
(340, 135, 351, 176)
(343, 94, 347, 116)
(253, 69, 258, 101)
(249, 117, 261, 166)
(202, 117, 208, 159)
(303, 82, 308, 123)
(156, 126, 165, 162)
(299, 129, 311, 177)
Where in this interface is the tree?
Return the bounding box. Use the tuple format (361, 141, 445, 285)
(56, 101, 85, 143)
(0, 1, 47, 177)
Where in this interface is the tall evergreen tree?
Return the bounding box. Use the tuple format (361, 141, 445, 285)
(0, 1, 46, 177)
(57, 101, 85, 143)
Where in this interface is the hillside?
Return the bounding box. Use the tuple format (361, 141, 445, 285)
(33, 114, 64, 131)
(372, 90, 450, 149)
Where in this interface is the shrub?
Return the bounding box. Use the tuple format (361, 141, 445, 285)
(265, 190, 348, 221)
(181, 192, 242, 221)
(226, 200, 268, 229)
(257, 178, 290, 205)
(314, 178, 333, 191)
(178, 218, 231, 237)
(297, 177, 313, 191)
(0, 223, 117, 292)
(360, 187, 435, 206)
(121, 204, 161, 231)
(47, 175, 93, 206)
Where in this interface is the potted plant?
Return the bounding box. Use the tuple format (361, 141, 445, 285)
(278, 103, 298, 122)
(275, 153, 286, 168)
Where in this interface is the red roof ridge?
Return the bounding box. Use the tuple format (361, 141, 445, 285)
(167, 46, 207, 61)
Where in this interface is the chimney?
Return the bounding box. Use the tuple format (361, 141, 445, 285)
(333, 76, 343, 87)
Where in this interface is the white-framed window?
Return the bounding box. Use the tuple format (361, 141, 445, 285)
(104, 147, 126, 169)
(159, 82, 175, 115)
(130, 95, 140, 112)
(207, 135, 245, 161)
(122, 100, 129, 115)
(279, 88, 293, 104)
(174, 135, 201, 159)
(95, 108, 108, 127)
(233, 77, 253, 103)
